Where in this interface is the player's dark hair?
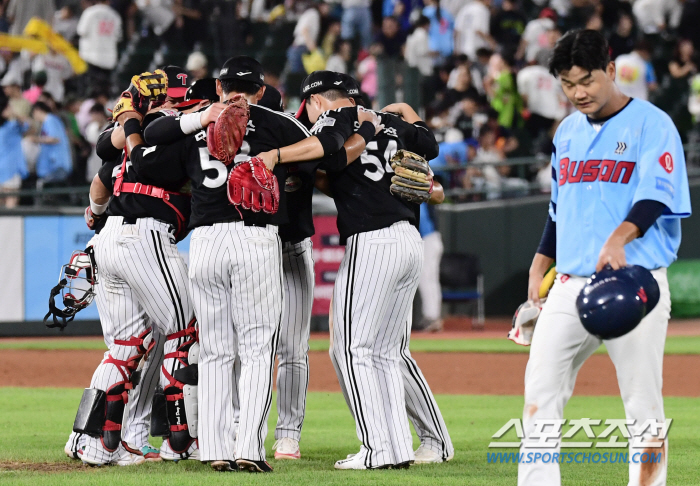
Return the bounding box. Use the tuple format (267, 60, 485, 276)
(220, 78, 261, 96)
(548, 29, 610, 77)
(317, 89, 349, 101)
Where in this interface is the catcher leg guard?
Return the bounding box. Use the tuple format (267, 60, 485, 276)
(99, 328, 156, 451)
(73, 388, 107, 437)
(161, 320, 199, 453)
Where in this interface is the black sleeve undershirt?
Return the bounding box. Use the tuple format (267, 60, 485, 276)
(624, 199, 667, 236)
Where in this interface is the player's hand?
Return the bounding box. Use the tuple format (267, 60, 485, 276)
(596, 237, 627, 272)
(527, 271, 544, 306)
(200, 102, 227, 127)
(381, 103, 421, 123)
(257, 150, 277, 171)
(358, 107, 384, 134)
(116, 111, 143, 126)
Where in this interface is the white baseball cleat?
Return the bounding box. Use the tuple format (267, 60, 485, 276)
(64, 443, 81, 460)
(413, 444, 454, 464)
(160, 439, 200, 461)
(334, 450, 391, 470)
(114, 446, 147, 466)
(273, 438, 301, 460)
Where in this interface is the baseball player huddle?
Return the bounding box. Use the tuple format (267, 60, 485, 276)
(54, 28, 691, 483)
(60, 54, 453, 472)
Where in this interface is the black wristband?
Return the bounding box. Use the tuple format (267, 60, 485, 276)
(357, 121, 375, 146)
(123, 118, 142, 138)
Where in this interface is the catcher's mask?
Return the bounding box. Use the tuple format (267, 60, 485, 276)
(44, 247, 98, 330)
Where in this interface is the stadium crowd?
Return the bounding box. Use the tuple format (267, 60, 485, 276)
(0, 0, 699, 207)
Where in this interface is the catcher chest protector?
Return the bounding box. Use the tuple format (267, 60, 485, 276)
(73, 328, 155, 451)
(152, 318, 199, 453)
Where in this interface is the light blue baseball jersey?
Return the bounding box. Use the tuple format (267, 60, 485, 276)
(550, 98, 691, 276)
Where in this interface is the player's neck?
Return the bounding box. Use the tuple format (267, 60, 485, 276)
(588, 92, 631, 121)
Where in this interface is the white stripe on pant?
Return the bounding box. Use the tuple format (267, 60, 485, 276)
(518, 270, 671, 486)
(189, 221, 283, 462)
(330, 221, 425, 466)
(81, 216, 194, 463)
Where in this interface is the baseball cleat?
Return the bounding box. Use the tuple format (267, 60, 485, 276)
(122, 441, 162, 462)
(114, 446, 147, 466)
(413, 444, 454, 464)
(334, 450, 391, 470)
(64, 444, 81, 460)
(160, 439, 200, 461)
(235, 458, 274, 473)
(210, 460, 238, 471)
(273, 438, 301, 460)
(392, 460, 413, 469)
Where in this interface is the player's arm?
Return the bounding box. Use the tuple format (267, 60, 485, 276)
(429, 180, 444, 204)
(381, 103, 439, 160)
(96, 123, 125, 160)
(85, 164, 115, 230)
(529, 167, 557, 304)
(257, 108, 382, 169)
(120, 114, 187, 179)
(143, 103, 226, 145)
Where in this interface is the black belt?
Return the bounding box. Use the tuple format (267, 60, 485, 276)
(215, 217, 268, 228)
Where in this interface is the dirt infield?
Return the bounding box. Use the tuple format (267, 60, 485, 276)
(1, 348, 699, 396)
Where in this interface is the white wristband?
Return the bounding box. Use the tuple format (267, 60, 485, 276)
(90, 195, 109, 215)
(179, 112, 204, 134)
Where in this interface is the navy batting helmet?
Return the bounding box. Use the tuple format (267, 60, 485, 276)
(576, 266, 657, 339)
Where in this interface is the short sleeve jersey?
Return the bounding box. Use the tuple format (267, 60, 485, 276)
(550, 98, 691, 276)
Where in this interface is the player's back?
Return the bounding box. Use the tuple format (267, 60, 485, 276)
(323, 110, 438, 243)
(188, 104, 311, 229)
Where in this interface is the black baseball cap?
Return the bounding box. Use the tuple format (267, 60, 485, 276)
(218, 56, 265, 86)
(174, 78, 218, 109)
(299, 70, 344, 99)
(259, 84, 283, 112)
(162, 65, 191, 98)
(338, 73, 360, 99)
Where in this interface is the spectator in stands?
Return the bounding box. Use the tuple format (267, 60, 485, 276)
(404, 15, 432, 77)
(615, 41, 658, 101)
(608, 13, 636, 60)
(633, 0, 682, 35)
(326, 38, 352, 74)
(6, 0, 55, 36)
(484, 52, 522, 129)
(84, 103, 109, 181)
(0, 98, 29, 208)
(520, 8, 556, 64)
(341, 0, 373, 49)
(32, 48, 74, 103)
(669, 39, 698, 81)
(490, 0, 526, 57)
(376, 16, 406, 59)
(287, 1, 322, 75)
(23, 71, 47, 105)
(423, 0, 455, 61)
(52, 4, 79, 44)
(77, 0, 122, 94)
(357, 43, 381, 102)
(76, 89, 110, 135)
(29, 101, 72, 186)
(1, 74, 30, 120)
(186, 52, 208, 81)
(517, 51, 567, 153)
(443, 64, 479, 108)
(472, 125, 528, 199)
(454, 0, 493, 60)
(454, 93, 480, 141)
(481, 108, 519, 155)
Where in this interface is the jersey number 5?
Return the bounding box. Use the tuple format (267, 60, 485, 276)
(199, 142, 251, 188)
(360, 140, 397, 181)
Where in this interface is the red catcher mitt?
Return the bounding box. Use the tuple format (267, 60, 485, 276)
(227, 157, 280, 214)
(207, 95, 249, 165)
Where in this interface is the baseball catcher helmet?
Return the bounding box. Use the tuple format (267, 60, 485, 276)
(576, 265, 659, 339)
(44, 247, 98, 330)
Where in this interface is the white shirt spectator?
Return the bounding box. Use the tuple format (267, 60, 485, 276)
(633, 0, 682, 34)
(293, 8, 321, 47)
(405, 26, 432, 76)
(325, 55, 348, 74)
(77, 3, 122, 70)
(517, 64, 567, 121)
(615, 51, 656, 101)
(135, 0, 176, 36)
(454, 1, 490, 59)
(522, 17, 554, 63)
(32, 53, 73, 102)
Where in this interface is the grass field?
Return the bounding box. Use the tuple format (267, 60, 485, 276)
(0, 388, 698, 485)
(2, 335, 699, 354)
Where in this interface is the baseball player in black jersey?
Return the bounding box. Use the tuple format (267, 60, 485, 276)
(141, 57, 376, 473)
(258, 71, 451, 469)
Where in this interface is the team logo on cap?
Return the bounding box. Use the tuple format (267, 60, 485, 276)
(304, 81, 323, 92)
(220, 68, 228, 75)
(237, 71, 252, 76)
(177, 73, 188, 85)
(348, 88, 359, 95)
(333, 80, 342, 85)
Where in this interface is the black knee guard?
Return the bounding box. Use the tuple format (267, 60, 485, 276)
(161, 319, 199, 453)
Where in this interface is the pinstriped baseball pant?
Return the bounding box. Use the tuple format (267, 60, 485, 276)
(81, 217, 194, 464)
(330, 221, 423, 467)
(230, 237, 314, 443)
(189, 221, 283, 462)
